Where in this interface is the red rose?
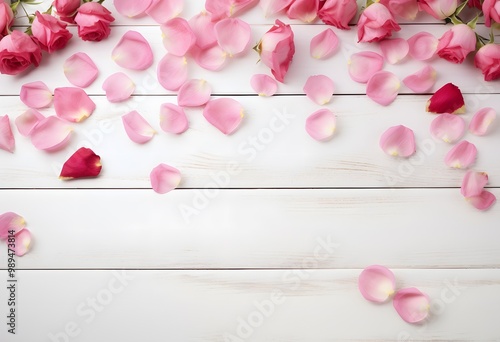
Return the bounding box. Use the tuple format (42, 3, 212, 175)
(31, 11, 73, 53)
(436, 24, 476, 64)
(0, 1, 14, 39)
(357, 3, 400, 43)
(0, 30, 42, 75)
(474, 44, 500, 81)
(74, 2, 115, 42)
(318, 0, 358, 30)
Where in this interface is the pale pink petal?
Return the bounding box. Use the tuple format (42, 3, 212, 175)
(15, 109, 45, 137)
(177, 79, 212, 107)
(0, 115, 15, 153)
(469, 191, 496, 211)
(380, 125, 416, 157)
(64, 52, 99, 88)
(161, 18, 196, 56)
(203, 98, 244, 135)
(348, 52, 384, 83)
(54, 87, 95, 123)
(469, 107, 496, 136)
(358, 265, 396, 303)
(403, 65, 437, 93)
(192, 44, 228, 71)
(157, 54, 189, 91)
(305, 109, 336, 141)
(393, 288, 430, 324)
(20, 81, 52, 109)
(429, 113, 465, 143)
(286, 0, 318, 23)
(150, 163, 181, 194)
(445, 140, 477, 169)
(310, 28, 338, 60)
(205, 0, 258, 21)
(102, 72, 135, 103)
(250, 74, 278, 96)
(214, 18, 251, 56)
(189, 12, 217, 49)
(408, 32, 438, 61)
(115, 0, 152, 17)
(159, 103, 189, 134)
(260, 0, 293, 16)
(30, 116, 73, 151)
(122, 110, 156, 144)
(380, 38, 409, 64)
(146, 0, 183, 24)
(14, 229, 32, 256)
(0, 212, 26, 240)
(112, 31, 154, 70)
(303, 75, 334, 105)
(461, 170, 488, 198)
(366, 71, 400, 106)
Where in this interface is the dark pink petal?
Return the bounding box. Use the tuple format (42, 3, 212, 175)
(426, 83, 465, 114)
(305, 109, 336, 141)
(54, 87, 96, 123)
(358, 265, 396, 303)
(429, 113, 465, 143)
(403, 65, 437, 93)
(393, 288, 430, 324)
(102, 72, 136, 103)
(0, 115, 15, 153)
(189, 11, 217, 49)
(366, 71, 400, 106)
(159, 103, 189, 134)
(469, 191, 496, 211)
(14, 229, 32, 256)
(445, 140, 477, 169)
(250, 74, 278, 96)
(63, 52, 99, 88)
(112, 31, 154, 70)
(157, 54, 189, 91)
(15, 109, 45, 137)
(303, 75, 334, 105)
(30, 116, 73, 151)
(150, 163, 181, 194)
(177, 79, 212, 107)
(286, 0, 318, 23)
(146, 0, 183, 24)
(60, 147, 102, 180)
(214, 18, 251, 56)
(20, 81, 52, 109)
(0, 212, 26, 241)
(348, 52, 384, 83)
(469, 107, 496, 136)
(161, 18, 196, 56)
(203, 98, 244, 135)
(310, 28, 338, 60)
(380, 38, 409, 64)
(408, 32, 438, 61)
(122, 110, 156, 144)
(114, 0, 152, 18)
(461, 170, 488, 198)
(380, 125, 415, 157)
(192, 44, 228, 71)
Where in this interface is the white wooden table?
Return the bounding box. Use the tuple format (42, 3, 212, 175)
(1, 1, 500, 341)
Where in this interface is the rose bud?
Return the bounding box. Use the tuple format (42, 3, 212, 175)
(426, 83, 465, 114)
(436, 24, 476, 64)
(418, 0, 458, 20)
(59, 147, 102, 180)
(31, 11, 73, 53)
(54, 0, 81, 23)
(0, 1, 14, 39)
(318, 0, 358, 30)
(0, 31, 42, 75)
(483, 0, 500, 27)
(74, 2, 115, 42)
(357, 3, 401, 43)
(474, 43, 500, 81)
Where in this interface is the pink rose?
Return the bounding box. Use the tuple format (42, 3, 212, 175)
(418, 0, 458, 20)
(257, 20, 295, 83)
(467, 0, 482, 9)
(436, 24, 476, 64)
(318, 0, 358, 30)
(357, 3, 400, 43)
(0, 30, 42, 75)
(31, 11, 73, 53)
(54, 0, 81, 23)
(1, 1, 14, 39)
(483, 0, 500, 27)
(74, 2, 115, 42)
(474, 44, 500, 81)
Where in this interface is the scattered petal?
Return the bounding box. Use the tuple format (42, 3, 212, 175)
(469, 190, 496, 211)
(54, 87, 96, 123)
(305, 109, 336, 141)
(461, 170, 488, 198)
(408, 32, 438, 61)
(189, 11, 217, 49)
(214, 18, 251, 56)
(203, 98, 244, 135)
(205, 0, 258, 21)
(445, 140, 477, 169)
(310, 28, 339, 60)
(250, 74, 278, 96)
(0, 212, 26, 241)
(366, 71, 400, 106)
(469, 107, 496, 136)
(112, 31, 154, 70)
(150, 163, 181, 194)
(358, 265, 396, 303)
(64, 52, 99, 88)
(260, 0, 293, 16)
(102, 72, 135, 103)
(303, 75, 334, 105)
(177, 79, 212, 107)
(403, 65, 437, 93)
(15, 109, 45, 137)
(146, 0, 183, 24)
(60, 147, 102, 180)
(161, 18, 196, 56)
(160, 103, 189, 134)
(429, 113, 465, 143)
(426, 83, 465, 114)
(192, 44, 228, 71)
(286, 0, 318, 23)
(348, 51, 384, 83)
(20, 81, 52, 109)
(13, 229, 32, 257)
(380, 125, 416, 157)
(393, 288, 430, 324)
(157, 54, 189, 91)
(380, 38, 409, 64)
(114, 0, 152, 18)
(122, 111, 156, 144)
(30, 116, 72, 151)
(0, 115, 15, 153)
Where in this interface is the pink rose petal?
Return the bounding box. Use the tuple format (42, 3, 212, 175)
(177, 79, 212, 107)
(192, 44, 228, 71)
(112, 30, 154, 70)
(114, 0, 152, 18)
(445, 140, 477, 169)
(366, 71, 400, 106)
(380, 125, 416, 157)
(205, 0, 258, 21)
(14, 228, 32, 257)
(214, 18, 251, 56)
(203, 98, 244, 135)
(122, 110, 156, 144)
(63, 53, 99, 88)
(380, 38, 409, 64)
(15, 109, 45, 137)
(393, 288, 430, 324)
(20, 81, 52, 109)
(286, 0, 318, 23)
(469, 190, 496, 211)
(160, 103, 189, 134)
(30, 116, 73, 151)
(305, 109, 336, 141)
(54, 87, 96, 123)
(429, 113, 465, 143)
(461, 170, 488, 198)
(310, 28, 339, 60)
(358, 265, 396, 303)
(150, 163, 181, 194)
(403, 65, 437, 93)
(303, 75, 335, 105)
(260, 0, 293, 16)
(102, 72, 136, 103)
(0, 115, 15, 153)
(250, 74, 278, 96)
(348, 51, 384, 83)
(189, 11, 217, 49)
(161, 18, 196, 56)
(157, 54, 189, 91)
(0, 212, 26, 240)
(146, 0, 183, 24)
(469, 107, 496, 136)
(408, 32, 438, 61)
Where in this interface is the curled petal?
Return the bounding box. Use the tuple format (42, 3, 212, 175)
(380, 38, 409, 64)
(286, 0, 318, 23)
(461, 170, 488, 198)
(305, 109, 336, 141)
(260, 0, 293, 16)
(122, 111, 156, 144)
(408, 32, 438, 61)
(114, 0, 152, 18)
(189, 12, 217, 49)
(358, 265, 396, 303)
(0, 115, 15, 153)
(146, 0, 183, 24)
(310, 28, 339, 60)
(214, 18, 251, 56)
(380, 125, 416, 157)
(205, 0, 258, 21)
(150, 163, 181, 194)
(60, 147, 102, 180)
(20, 81, 52, 109)
(63, 53, 99, 88)
(303, 75, 334, 105)
(445, 140, 477, 169)
(14, 229, 32, 257)
(30, 116, 73, 151)
(161, 18, 196, 56)
(192, 44, 228, 71)
(160, 103, 189, 134)
(403, 65, 437, 93)
(178, 79, 212, 107)
(348, 52, 384, 83)
(469, 107, 496, 136)
(157, 54, 189, 91)
(54, 87, 95, 123)
(15, 109, 45, 137)
(393, 288, 430, 324)
(112, 31, 153, 70)
(203, 98, 244, 135)
(366, 71, 400, 106)
(429, 113, 465, 143)
(469, 191, 496, 211)
(0, 212, 26, 241)
(102, 72, 135, 103)
(426, 83, 465, 114)
(250, 74, 278, 96)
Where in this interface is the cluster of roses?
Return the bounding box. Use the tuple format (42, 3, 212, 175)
(0, 0, 115, 76)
